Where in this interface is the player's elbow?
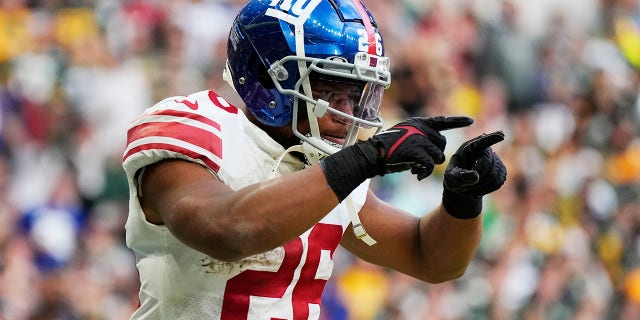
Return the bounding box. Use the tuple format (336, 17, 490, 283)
(421, 267, 467, 284)
(196, 220, 259, 262)
(185, 225, 255, 262)
(414, 260, 470, 284)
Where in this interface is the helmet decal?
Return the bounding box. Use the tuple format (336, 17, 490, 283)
(266, 0, 322, 60)
(351, 0, 379, 55)
(266, 0, 321, 26)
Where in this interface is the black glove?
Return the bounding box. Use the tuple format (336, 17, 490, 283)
(442, 131, 507, 219)
(319, 116, 473, 202)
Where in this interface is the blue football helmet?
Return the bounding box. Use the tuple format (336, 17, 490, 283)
(225, 0, 391, 156)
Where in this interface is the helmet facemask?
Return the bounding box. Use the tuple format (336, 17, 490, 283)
(267, 52, 390, 160)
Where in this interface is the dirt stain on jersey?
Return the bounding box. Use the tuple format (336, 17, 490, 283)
(200, 246, 285, 274)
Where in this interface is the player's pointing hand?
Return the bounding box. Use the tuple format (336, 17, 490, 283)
(442, 131, 507, 219)
(320, 116, 474, 202)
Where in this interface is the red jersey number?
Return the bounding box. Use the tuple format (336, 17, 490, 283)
(221, 223, 343, 319)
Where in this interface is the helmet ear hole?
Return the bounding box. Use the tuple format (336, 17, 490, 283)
(245, 53, 276, 89)
(256, 58, 276, 90)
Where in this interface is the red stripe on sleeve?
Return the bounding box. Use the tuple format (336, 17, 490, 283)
(144, 109, 222, 131)
(123, 142, 220, 172)
(125, 121, 222, 163)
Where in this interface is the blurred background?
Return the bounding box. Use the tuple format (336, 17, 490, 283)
(0, 0, 638, 319)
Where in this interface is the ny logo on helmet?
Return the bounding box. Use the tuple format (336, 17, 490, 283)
(266, 0, 321, 25)
(267, 0, 383, 56)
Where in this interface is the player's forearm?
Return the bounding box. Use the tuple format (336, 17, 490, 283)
(417, 205, 482, 282)
(227, 165, 338, 252)
(173, 165, 340, 261)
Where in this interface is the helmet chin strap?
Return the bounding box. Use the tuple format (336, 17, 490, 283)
(300, 139, 326, 165)
(345, 196, 377, 246)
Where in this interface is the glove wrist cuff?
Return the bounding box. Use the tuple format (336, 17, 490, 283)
(442, 188, 482, 219)
(319, 142, 381, 202)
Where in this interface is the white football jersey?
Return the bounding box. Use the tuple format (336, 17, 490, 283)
(122, 90, 369, 320)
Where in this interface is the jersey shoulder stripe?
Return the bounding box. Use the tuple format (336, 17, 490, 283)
(135, 108, 222, 131)
(126, 120, 222, 159)
(124, 132, 222, 173)
(123, 94, 227, 174)
(124, 140, 220, 172)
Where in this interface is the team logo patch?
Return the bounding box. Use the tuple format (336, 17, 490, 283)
(266, 0, 321, 25)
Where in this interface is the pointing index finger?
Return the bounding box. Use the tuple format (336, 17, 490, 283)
(423, 116, 474, 131)
(465, 131, 505, 158)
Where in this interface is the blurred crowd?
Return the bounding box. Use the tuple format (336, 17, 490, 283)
(0, 0, 638, 319)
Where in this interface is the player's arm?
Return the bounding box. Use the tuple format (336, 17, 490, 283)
(136, 116, 448, 263)
(138, 159, 340, 262)
(340, 191, 482, 283)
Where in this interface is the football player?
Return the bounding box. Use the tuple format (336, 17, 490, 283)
(122, 0, 507, 318)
